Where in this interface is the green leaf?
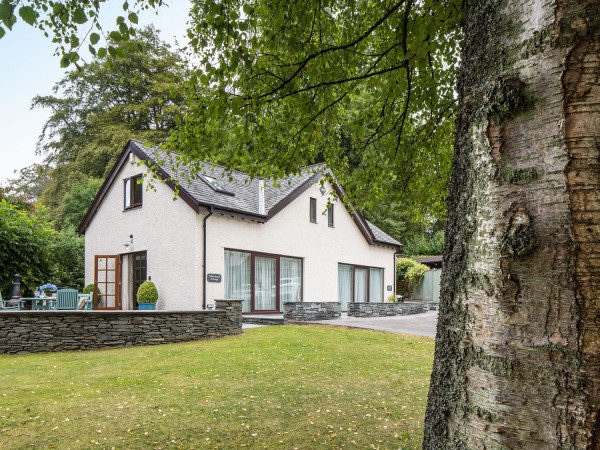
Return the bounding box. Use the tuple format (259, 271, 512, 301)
(18, 6, 36, 25)
(88, 44, 96, 56)
(60, 56, 70, 68)
(116, 15, 125, 24)
(97, 47, 107, 58)
(109, 31, 121, 42)
(0, 26, 4, 39)
(128, 12, 138, 24)
(119, 22, 128, 36)
(72, 8, 87, 24)
(0, 1, 12, 21)
(90, 32, 100, 45)
(4, 12, 15, 30)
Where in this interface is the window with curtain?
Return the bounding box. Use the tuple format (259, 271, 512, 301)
(338, 264, 353, 310)
(354, 268, 368, 302)
(255, 256, 277, 310)
(124, 175, 143, 209)
(225, 250, 252, 312)
(310, 197, 317, 223)
(369, 268, 383, 302)
(338, 263, 385, 306)
(225, 250, 303, 312)
(280, 257, 302, 305)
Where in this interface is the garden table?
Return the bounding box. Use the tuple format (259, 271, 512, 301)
(20, 297, 56, 310)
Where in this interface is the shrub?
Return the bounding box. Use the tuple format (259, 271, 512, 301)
(137, 281, 158, 303)
(396, 258, 429, 298)
(82, 284, 95, 294)
(51, 227, 85, 289)
(0, 201, 56, 297)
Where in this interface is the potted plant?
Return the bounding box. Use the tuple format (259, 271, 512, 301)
(137, 281, 158, 310)
(39, 283, 57, 297)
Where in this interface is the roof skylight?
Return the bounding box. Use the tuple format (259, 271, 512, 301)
(200, 174, 235, 196)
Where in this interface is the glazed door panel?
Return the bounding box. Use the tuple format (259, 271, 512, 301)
(94, 255, 121, 310)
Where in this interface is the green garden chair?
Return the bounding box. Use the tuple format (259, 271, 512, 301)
(0, 289, 24, 310)
(77, 292, 94, 310)
(54, 289, 79, 310)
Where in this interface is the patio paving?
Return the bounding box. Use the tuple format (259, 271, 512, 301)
(242, 311, 439, 337)
(305, 311, 438, 337)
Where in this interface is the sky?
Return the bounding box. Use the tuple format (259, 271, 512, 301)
(0, 0, 192, 185)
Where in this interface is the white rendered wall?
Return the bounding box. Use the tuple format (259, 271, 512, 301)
(204, 180, 397, 306)
(84, 152, 203, 310)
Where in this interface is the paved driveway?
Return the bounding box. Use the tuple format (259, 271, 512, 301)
(309, 311, 438, 338)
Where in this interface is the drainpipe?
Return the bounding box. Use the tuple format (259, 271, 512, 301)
(393, 251, 402, 301)
(203, 206, 214, 309)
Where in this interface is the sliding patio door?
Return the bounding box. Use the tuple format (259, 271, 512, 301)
(254, 256, 277, 311)
(225, 250, 302, 313)
(94, 255, 121, 310)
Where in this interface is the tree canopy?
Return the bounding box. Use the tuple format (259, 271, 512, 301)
(4, 0, 461, 223)
(168, 0, 461, 218)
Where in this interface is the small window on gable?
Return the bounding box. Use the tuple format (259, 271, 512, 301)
(124, 175, 143, 209)
(310, 197, 317, 223)
(328, 204, 334, 227)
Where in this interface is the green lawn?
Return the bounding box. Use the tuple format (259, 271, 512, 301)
(0, 326, 433, 448)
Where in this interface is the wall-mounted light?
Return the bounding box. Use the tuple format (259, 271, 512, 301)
(123, 234, 134, 250)
(319, 185, 327, 196)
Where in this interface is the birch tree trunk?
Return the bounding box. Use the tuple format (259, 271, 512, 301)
(424, 0, 600, 448)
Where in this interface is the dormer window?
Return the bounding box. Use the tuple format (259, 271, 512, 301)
(200, 174, 235, 196)
(124, 175, 143, 209)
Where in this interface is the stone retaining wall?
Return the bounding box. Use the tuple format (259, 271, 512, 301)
(283, 302, 341, 321)
(0, 300, 242, 355)
(347, 302, 427, 317)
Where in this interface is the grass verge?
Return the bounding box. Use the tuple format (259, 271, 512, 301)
(0, 326, 433, 448)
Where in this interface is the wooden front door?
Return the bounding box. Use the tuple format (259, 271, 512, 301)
(94, 255, 121, 310)
(132, 251, 147, 310)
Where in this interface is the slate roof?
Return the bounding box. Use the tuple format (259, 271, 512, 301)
(412, 255, 443, 268)
(79, 139, 402, 250)
(365, 220, 402, 247)
(131, 140, 320, 217)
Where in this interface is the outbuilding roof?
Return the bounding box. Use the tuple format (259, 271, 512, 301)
(78, 139, 402, 250)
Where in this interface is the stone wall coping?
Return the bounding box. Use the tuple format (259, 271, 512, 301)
(350, 302, 393, 304)
(283, 301, 340, 305)
(0, 310, 227, 316)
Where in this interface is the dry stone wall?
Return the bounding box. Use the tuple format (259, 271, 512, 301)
(0, 300, 242, 355)
(283, 302, 341, 321)
(348, 302, 427, 317)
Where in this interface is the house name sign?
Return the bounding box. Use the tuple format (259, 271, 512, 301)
(387, 285, 393, 291)
(206, 273, 222, 283)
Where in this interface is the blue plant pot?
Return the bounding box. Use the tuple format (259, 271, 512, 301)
(138, 302, 156, 310)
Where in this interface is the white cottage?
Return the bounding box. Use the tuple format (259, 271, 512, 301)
(78, 140, 402, 313)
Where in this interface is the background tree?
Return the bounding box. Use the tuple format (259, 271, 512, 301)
(0, 201, 55, 297)
(60, 178, 103, 230)
(10, 26, 189, 227)
(0, 200, 86, 297)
